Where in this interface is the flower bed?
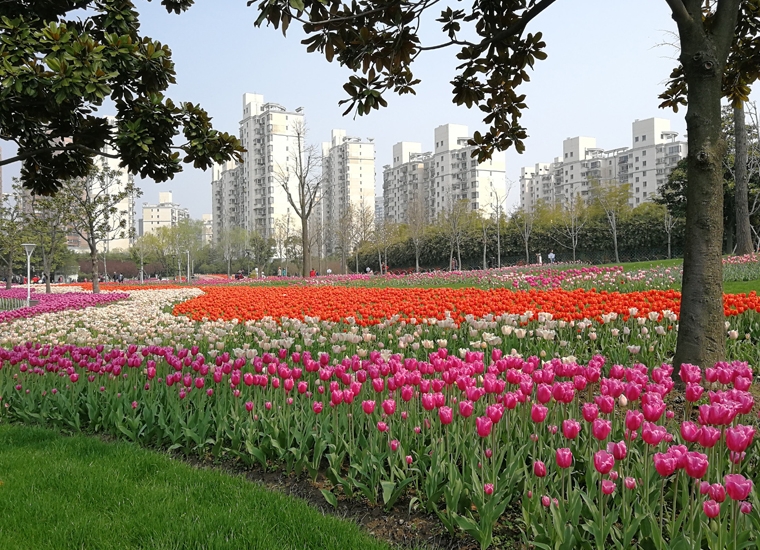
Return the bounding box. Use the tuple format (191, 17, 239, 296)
(0, 286, 758, 548)
(0, 289, 129, 324)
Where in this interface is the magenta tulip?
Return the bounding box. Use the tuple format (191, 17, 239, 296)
(458, 400, 474, 418)
(484, 483, 494, 495)
(726, 424, 756, 453)
(601, 479, 616, 495)
(625, 409, 644, 432)
(740, 502, 753, 515)
(593, 450, 615, 475)
(652, 453, 677, 477)
(724, 474, 753, 501)
(709, 483, 726, 503)
(624, 477, 636, 490)
(684, 451, 709, 479)
(556, 448, 573, 469)
(382, 399, 396, 415)
(703, 500, 721, 518)
(362, 400, 376, 414)
(531, 403, 548, 423)
(592, 418, 612, 441)
(438, 406, 454, 425)
(582, 403, 599, 422)
(562, 419, 581, 440)
(680, 421, 701, 443)
(476, 416, 492, 438)
(312, 401, 323, 414)
(533, 460, 547, 477)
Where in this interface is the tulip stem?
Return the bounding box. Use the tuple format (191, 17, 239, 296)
(670, 470, 679, 540)
(659, 479, 665, 537)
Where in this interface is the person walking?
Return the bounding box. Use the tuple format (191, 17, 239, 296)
(536, 252, 542, 265)
(548, 250, 555, 264)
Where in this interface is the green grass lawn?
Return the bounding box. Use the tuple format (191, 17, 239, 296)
(0, 423, 390, 550)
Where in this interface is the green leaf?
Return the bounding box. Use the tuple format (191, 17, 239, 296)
(320, 489, 338, 508)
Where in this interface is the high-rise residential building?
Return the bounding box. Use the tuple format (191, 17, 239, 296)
(374, 196, 384, 228)
(139, 191, 189, 236)
(519, 117, 687, 213)
(100, 138, 138, 251)
(382, 124, 507, 224)
(211, 93, 306, 241)
(201, 214, 213, 245)
(321, 129, 375, 254)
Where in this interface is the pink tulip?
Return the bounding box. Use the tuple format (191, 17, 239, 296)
(536, 383, 552, 404)
(624, 477, 636, 490)
(607, 441, 627, 461)
(625, 410, 644, 432)
(582, 403, 599, 422)
(593, 450, 615, 475)
(709, 483, 726, 503)
(382, 399, 396, 415)
(485, 448, 493, 459)
(697, 426, 721, 448)
(726, 424, 755, 453)
(699, 481, 711, 495)
(131, 401, 138, 409)
(377, 421, 388, 433)
(406, 455, 413, 465)
(740, 502, 753, 514)
(595, 395, 615, 414)
(652, 453, 677, 477)
(680, 421, 701, 443)
(601, 479, 616, 495)
(476, 416, 492, 438)
(362, 400, 376, 415)
(685, 383, 704, 402)
(459, 400, 474, 418)
(562, 419, 581, 440)
(684, 451, 709, 479)
(703, 500, 721, 518)
(724, 474, 753, 501)
(533, 460, 547, 477)
(439, 406, 454, 425)
(642, 422, 667, 446)
(312, 401, 323, 414)
(541, 495, 551, 507)
(531, 404, 548, 423)
(592, 418, 612, 441)
(484, 483, 494, 495)
(389, 439, 400, 451)
(556, 448, 573, 469)
(245, 401, 253, 412)
(642, 400, 666, 422)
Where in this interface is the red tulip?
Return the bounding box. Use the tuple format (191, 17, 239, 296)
(593, 450, 615, 474)
(556, 448, 573, 469)
(724, 474, 753, 501)
(703, 500, 721, 518)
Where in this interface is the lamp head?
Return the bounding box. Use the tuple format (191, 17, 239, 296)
(21, 243, 36, 255)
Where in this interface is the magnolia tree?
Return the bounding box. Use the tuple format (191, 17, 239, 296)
(0, 0, 243, 196)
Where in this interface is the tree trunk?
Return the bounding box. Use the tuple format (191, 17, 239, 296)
(734, 104, 753, 255)
(377, 248, 382, 274)
(611, 213, 620, 263)
(5, 261, 12, 290)
(525, 240, 529, 264)
(90, 248, 100, 294)
(43, 250, 51, 294)
(415, 241, 420, 272)
(302, 218, 311, 276)
(672, 27, 731, 373)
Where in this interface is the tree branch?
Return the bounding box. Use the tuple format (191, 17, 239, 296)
(713, 0, 742, 54)
(0, 144, 120, 166)
(474, 0, 560, 54)
(664, 0, 693, 26)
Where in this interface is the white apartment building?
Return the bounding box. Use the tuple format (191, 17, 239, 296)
(520, 118, 687, 213)
(100, 133, 137, 251)
(140, 191, 189, 236)
(374, 196, 384, 229)
(321, 129, 376, 254)
(211, 93, 306, 241)
(383, 124, 507, 224)
(201, 214, 213, 245)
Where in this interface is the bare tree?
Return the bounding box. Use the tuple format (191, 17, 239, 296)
(274, 121, 321, 276)
(25, 189, 73, 293)
(354, 202, 375, 272)
(511, 207, 535, 265)
(217, 227, 247, 279)
(440, 199, 469, 270)
(335, 203, 358, 273)
(406, 189, 427, 272)
(664, 210, 678, 260)
(553, 193, 587, 261)
(590, 179, 631, 264)
(0, 183, 28, 289)
(60, 164, 141, 293)
(490, 180, 510, 268)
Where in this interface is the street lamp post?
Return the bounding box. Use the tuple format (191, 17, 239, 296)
(21, 243, 36, 307)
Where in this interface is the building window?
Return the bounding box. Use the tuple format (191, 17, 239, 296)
(642, 135, 647, 141)
(635, 177, 640, 183)
(635, 137, 639, 142)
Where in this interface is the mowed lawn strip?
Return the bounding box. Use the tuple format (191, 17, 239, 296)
(0, 424, 391, 550)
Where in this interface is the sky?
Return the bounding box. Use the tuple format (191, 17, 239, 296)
(2, 0, 692, 218)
